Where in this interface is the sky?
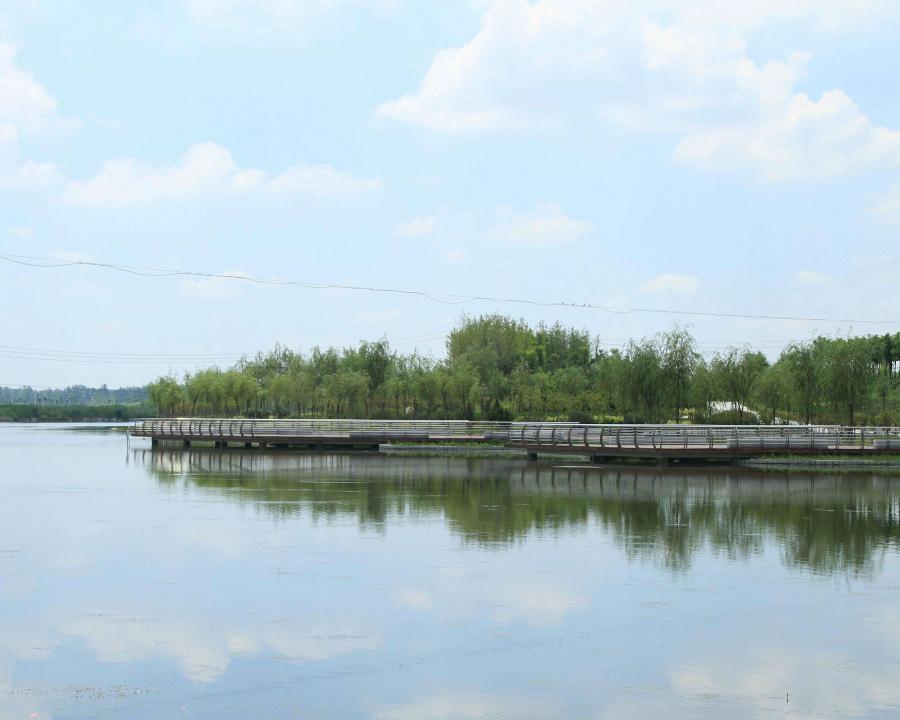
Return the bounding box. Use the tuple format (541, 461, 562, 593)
(0, 0, 899, 388)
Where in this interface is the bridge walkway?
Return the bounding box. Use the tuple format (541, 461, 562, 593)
(131, 420, 900, 463)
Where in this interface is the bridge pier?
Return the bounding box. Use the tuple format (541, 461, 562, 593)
(183, 440, 191, 448)
(527, 451, 539, 461)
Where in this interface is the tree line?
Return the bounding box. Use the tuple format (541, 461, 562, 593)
(0, 384, 148, 406)
(148, 314, 900, 425)
(0, 402, 154, 422)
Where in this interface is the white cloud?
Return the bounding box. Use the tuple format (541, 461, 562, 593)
(640, 273, 700, 294)
(0, 43, 67, 191)
(267, 162, 383, 197)
(64, 142, 236, 208)
(675, 90, 900, 182)
(179, 268, 250, 300)
(440, 248, 468, 263)
(186, 0, 392, 40)
(63, 141, 383, 208)
(352, 309, 401, 326)
(0, 41, 59, 130)
(47, 249, 94, 263)
(395, 215, 437, 237)
(376, 1, 900, 183)
(410, 174, 443, 188)
(868, 183, 900, 224)
(492, 202, 590, 246)
(794, 269, 829, 285)
(6, 224, 34, 239)
(0, 154, 61, 189)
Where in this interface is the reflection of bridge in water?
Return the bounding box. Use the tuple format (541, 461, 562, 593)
(136, 447, 900, 575)
(132, 419, 900, 464)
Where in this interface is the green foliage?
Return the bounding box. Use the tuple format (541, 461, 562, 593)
(144, 319, 900, 425)
(0, 402, 153, 422)
(709, 347, 769, 423)
(0, 384, 147, 405)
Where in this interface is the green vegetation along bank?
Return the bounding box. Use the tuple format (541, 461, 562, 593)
(146, 315, 900, 426)
(0, 402, 154, 423)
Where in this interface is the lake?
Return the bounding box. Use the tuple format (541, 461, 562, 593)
(2, 423, 900, 719)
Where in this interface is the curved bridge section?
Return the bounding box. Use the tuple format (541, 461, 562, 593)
(513, 423, 900, 462)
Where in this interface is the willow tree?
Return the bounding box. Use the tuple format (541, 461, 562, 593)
(660, 327, 700, 422)
(781, 342, 819, 424)
(818, 338, 875, 425)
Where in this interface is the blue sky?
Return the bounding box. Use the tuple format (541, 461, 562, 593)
(1, 0, 899, 387)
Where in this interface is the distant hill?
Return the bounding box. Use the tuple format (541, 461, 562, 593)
(0, 384, 149, 406)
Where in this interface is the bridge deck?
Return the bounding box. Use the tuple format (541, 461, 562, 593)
(131, 419, 900, 462)
(131, 419, 510, 448)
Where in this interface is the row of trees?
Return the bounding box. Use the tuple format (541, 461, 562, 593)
(148, 315, 900, 425)
(0, 384, 148, 406)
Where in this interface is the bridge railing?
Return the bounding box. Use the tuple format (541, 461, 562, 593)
(131, 420, 900, 450)
(511, 423, 900, 450)
(131, 418, 517, 440)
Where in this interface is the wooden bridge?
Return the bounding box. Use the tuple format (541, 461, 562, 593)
(131, 419, 900, 464)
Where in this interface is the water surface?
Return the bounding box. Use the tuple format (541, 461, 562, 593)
(2, 424, 900, 719)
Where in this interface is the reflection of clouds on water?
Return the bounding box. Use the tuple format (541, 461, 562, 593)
(670, 644, 900, 719)
(370, 691, 557, 720)
(6, 429, 900, 719)
(394, 589, 432, 611)
(2, 610, 379, 684)
(485, 582, 588, 626)
(392, 561, 593, 628)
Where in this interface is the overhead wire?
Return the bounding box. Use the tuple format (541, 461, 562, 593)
(2, 251, 899, 326)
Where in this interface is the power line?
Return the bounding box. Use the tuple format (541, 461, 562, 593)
(2, 251, 898, 326)
(0, 344, 247, 360)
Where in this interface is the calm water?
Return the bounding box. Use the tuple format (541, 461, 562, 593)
(3, 425, 900, 719)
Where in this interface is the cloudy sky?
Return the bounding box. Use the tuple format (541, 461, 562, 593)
(1, 0, 899, 387)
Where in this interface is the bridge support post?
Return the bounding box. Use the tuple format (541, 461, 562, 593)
(527, 451, 539, 461)
(151, 438, 159, 448)
(183, 440, 191, 448)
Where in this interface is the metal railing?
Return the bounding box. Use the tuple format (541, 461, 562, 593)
(131, 418, 516, 440)
(512, 423, 900, 451)
(131, 420, 900, 451)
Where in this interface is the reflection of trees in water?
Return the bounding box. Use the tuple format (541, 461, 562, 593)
(137, 449, 900, 576)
